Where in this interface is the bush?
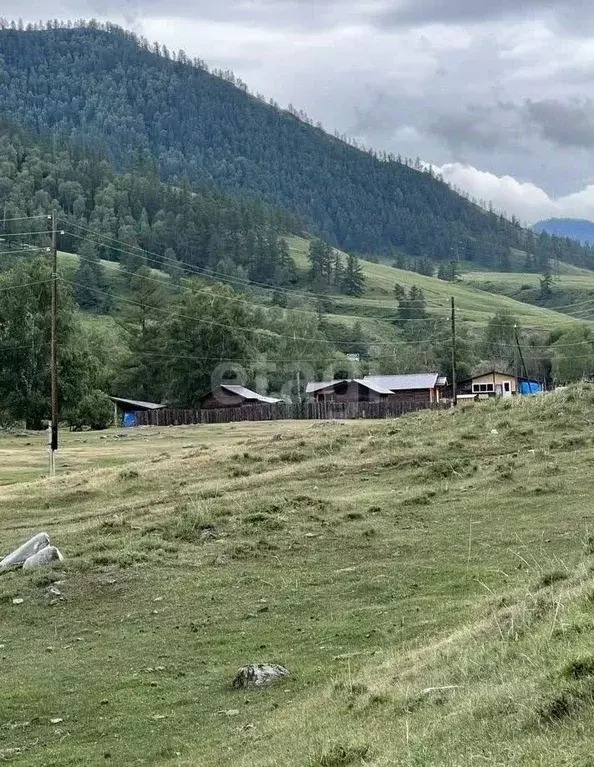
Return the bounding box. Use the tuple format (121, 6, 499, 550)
(68, 390, 114, 431)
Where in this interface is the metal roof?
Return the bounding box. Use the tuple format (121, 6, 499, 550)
(305, 380, 343, 394)
(109, 396, 166, 411)
(220, 385, 282, 404)
(306, 379, 398, 395)
(363, 373, 441, 391)
(353, 378, 394, 394)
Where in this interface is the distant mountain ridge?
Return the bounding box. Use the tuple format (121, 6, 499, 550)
(533, 218, 594, 245)
(0, 22, 593, 271)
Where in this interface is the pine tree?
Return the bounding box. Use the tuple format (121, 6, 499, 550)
(539, 272, 553, 300)
(341, 253, 365, 296)
(333, 251, 344, 289)
(74, 240, 109, 312)
(308, 238, 333, 286)
(408, 286, 427, 319)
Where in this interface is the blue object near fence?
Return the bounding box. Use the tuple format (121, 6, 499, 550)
(519, 380, 542, 395)
(123, 412, 137, 427)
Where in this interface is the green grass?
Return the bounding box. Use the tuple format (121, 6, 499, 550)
(466, 268, 594, 322)
(2, 387, 594, 764)
(287, 236, 592, 332)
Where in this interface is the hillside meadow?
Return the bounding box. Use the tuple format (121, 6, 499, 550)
(1, 388, 594, 765)
(286, 237, 591, 332)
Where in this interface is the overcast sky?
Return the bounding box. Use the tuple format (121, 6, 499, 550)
(4, 0, 594, 224)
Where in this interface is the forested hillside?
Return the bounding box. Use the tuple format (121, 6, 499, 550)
(0, 21, 592, 270)
(0, 122, 302, 288)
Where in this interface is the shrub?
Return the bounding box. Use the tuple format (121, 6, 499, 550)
(68, 389, 114, 430)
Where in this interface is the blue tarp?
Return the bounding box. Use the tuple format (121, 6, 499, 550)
(519, 380, 542, 395)
(123, 412, 137, 427)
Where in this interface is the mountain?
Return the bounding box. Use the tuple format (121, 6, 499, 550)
(533, 218, 594, 245)
(1, 22, 592, 272)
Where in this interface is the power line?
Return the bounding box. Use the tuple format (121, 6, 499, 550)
(0, 247, 50, 256)
(64, 223, 324, 300)
(0, 230, 52, 238)
(67, 243, 576, 333)
(0, 279, 51, 292)
(1, 214, 51, 223)
(62, 275, 594, 353)
(63, 223, 594, 328)
(70, 249, 470, 330)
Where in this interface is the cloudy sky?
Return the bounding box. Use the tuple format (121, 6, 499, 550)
(4, 0, 594, 224)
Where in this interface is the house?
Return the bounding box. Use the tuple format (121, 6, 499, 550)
(306, 374, 447, 405)
(109, 396, 166, 427)
(199, 384, 282, 410)
(457, 370, 517, 399)
(364, 374, 447, 405)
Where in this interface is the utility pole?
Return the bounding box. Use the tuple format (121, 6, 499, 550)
(49, 211, 59, 477)
(514, 324, 528, 382)
(451, 296, 457, 406)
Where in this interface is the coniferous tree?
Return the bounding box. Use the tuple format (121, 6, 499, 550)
(341, 253, 365, 296)
(74, 240, 110, 312)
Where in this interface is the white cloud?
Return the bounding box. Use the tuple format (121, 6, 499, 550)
(432, 162, 594, 224)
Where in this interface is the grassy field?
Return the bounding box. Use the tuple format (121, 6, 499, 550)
(286, 237, 592, 332)
(2, 388, 594, 765)
(465, 268, 594, 323)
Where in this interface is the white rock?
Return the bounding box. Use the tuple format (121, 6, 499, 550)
(22, 546, 64, 570)
(12, 598, 23, 605)
(232, 663, 289, 690)
(0, 533, 50, 569)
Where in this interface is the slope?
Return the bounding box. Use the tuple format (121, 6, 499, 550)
(287, 237, 592, 331)
(465, 268, 594, 323)
(0, 22, 592, 270)
(1, 387, 594, 766)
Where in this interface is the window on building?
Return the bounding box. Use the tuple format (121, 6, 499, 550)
(504, 382, 510, 392)
(486, 383, 494, 392)
(480, 384, 487, 392)
(473, 384, 480, 392)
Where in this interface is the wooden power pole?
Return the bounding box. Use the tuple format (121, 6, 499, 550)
(50, 211, 59, 477)
(451, 296, 457, 406)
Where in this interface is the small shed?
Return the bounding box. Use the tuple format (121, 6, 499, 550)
(109, 396, 166, 427)
(199, 385, 282, 410)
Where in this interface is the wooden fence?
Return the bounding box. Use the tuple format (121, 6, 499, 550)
(130, 399, 446, 427)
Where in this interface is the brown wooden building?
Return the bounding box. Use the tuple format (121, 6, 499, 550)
(199, 384, 282, 410)
(306, 374, 447, 406)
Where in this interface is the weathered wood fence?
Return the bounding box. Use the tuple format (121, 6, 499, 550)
(131, 399, 446, 427)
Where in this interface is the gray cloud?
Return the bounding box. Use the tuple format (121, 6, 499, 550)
(375, 0, 594, 30)
(525, 99, 594, 148)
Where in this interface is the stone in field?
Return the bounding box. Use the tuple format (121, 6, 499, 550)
(22, 546, 64, 569)
(0, 533, 50, 569)
(232, 663, 289, 690)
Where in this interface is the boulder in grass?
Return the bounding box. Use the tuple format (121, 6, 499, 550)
(22, 546, 64, 569)
(232, 663, 289, 690)
(0, 533, 50, 570)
